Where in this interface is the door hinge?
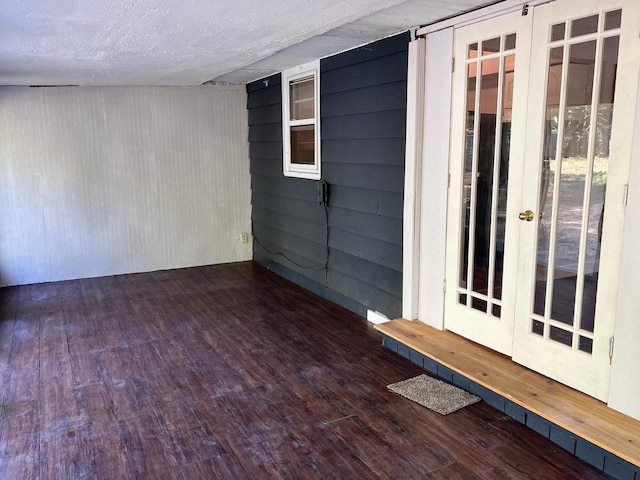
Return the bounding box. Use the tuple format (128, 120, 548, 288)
(447, 173, 451, 188)
(452, 57, 455, 73)
(623, 184, 629, 206)
(609, 336, 615, 365)
(443, 279, 447, 294)
(522, 4, 529, 16)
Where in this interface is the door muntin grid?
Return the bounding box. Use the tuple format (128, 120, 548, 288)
(458, 34, 516, 318)
(530, 9, 621, 354)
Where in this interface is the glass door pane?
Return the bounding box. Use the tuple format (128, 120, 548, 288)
(531, 14, 621, 353)
(459, 35, 516, 318)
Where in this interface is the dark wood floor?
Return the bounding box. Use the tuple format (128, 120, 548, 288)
(0, 262, 606, 479)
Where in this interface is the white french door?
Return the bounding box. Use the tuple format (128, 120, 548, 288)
(445, 0, 639, 400)
(445, 10, 532, 356)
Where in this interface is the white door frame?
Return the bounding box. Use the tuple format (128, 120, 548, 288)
(403, 0, 640, 420)
(403, 0, 548, 327)
(609, 69, 640, 420)
(443, 10, 532, 356)
(402, 28, 452, 328)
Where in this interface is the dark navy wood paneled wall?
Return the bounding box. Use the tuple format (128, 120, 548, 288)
(248, 32, 410, 318)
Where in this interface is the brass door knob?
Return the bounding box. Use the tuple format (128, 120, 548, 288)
(519, 210, 535, 222)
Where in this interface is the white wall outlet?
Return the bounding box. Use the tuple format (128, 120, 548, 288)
(239, 232, 249, 243)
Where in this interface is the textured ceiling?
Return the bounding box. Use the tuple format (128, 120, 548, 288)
(0, 0, 491, 86)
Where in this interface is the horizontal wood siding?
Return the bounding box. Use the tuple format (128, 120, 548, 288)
(0, 86, 251, 286)
(248, 32, 410, 318)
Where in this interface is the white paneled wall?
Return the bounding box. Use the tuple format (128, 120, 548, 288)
(0, 86, 251, 286)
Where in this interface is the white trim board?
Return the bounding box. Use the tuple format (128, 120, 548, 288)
(402, 38, 426, 321)
(609, 16, 640, 421)
(401, 28, 453, 329)
(367, 310, 391, 325)
(417, 0, 553, 35)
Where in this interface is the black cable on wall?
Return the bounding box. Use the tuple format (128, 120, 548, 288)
(253, 181, 330, 285)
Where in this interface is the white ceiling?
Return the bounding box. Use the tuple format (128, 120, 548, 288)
(0, 0, 493, 86)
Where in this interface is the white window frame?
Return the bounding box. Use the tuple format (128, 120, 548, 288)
(282, 60, 321, 180)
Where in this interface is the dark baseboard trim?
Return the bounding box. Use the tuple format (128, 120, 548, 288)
(253, 258, 368, 318)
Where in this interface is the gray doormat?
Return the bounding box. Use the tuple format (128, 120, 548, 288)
(388, 374, 481, 415)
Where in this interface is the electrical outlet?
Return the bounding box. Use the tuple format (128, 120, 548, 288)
(239, 232, 249, 244)
(317, 180, 329, 206)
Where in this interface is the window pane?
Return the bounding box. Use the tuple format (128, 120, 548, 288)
(471, 57, 501, 301)
(504, 34, 516, 51)
(460, 51, 514, 313)
(549, 325, 573, 347)
(550, 40, 597, 326)
(460, 63, 477, 291)
(493, 54, 515, 302)
(468, 43, 478, 59)
(605, 10, 622, 30)
(580, 36, 619, 333)
(534, 46, 563, 317)
(532, 319, 545, 336)
(579, 336, 593, 354)
(551, 23, 565, 42)
(482, 37, 501, 54)
(290, 125, 315, 165)
(472, 297, 487, 313)
(290, 77, 314, 120)
(570, 15, 598, 38)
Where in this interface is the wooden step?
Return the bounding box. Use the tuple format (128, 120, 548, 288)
(375, 318, 640, 469)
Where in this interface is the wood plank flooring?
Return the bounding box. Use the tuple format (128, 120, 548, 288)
(0, 262, 607, 479)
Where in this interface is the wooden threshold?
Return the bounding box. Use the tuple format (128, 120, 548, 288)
(375, 318, 640, 468)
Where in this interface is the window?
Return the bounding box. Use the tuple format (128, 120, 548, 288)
(282, 60, 321, 179)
